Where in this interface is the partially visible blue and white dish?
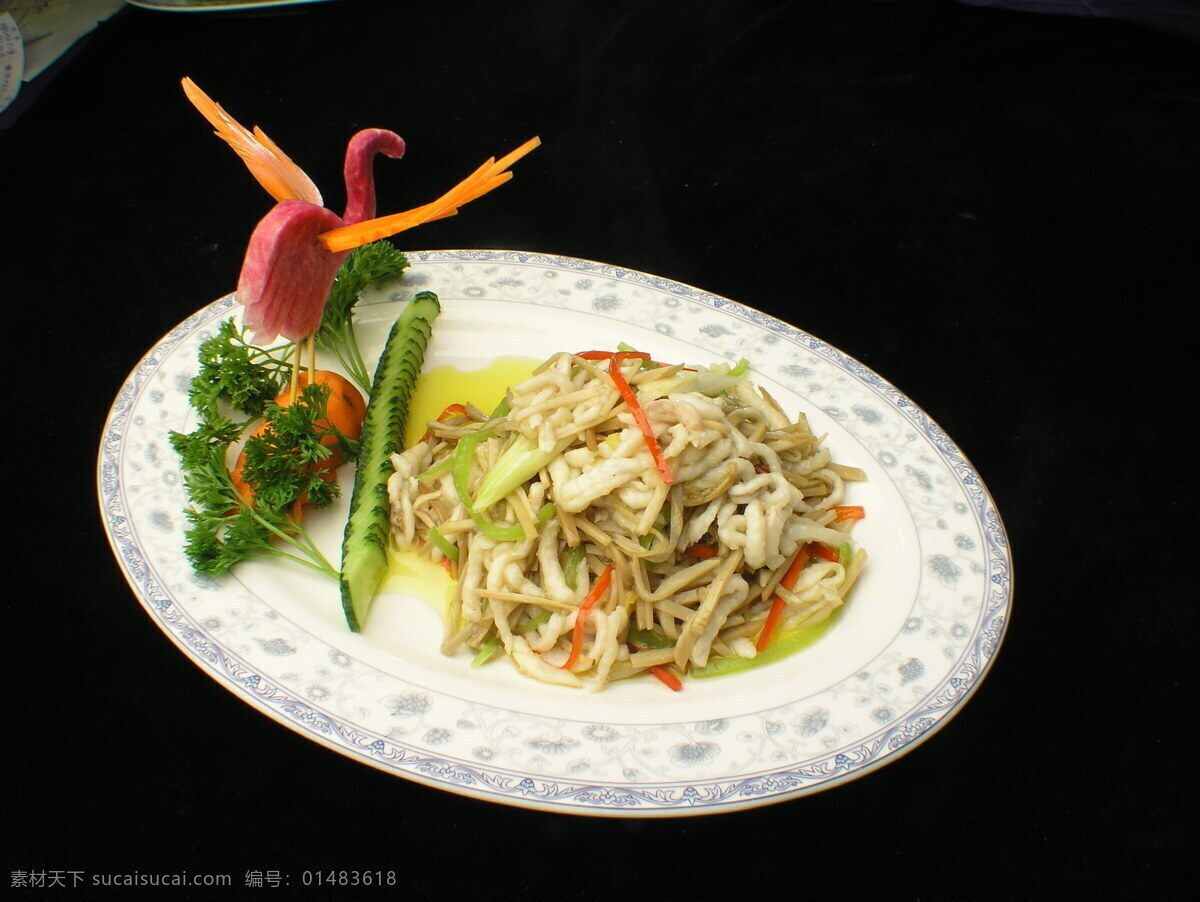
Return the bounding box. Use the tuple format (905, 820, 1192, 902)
(127, 0, 335, 12)
(98, 250, 1012, 816)
(0, 13, 23, 115)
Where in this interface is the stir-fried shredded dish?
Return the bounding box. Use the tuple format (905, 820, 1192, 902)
(388, 349, 867, 691)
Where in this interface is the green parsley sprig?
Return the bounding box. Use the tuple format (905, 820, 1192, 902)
(315, 241, 409, 393)
(172, 240, 405, 580)
(170, 382, 354, 578)
(188, 318, 293, 419)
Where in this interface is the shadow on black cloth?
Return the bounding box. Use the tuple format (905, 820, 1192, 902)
(954, 0, 1200, 40)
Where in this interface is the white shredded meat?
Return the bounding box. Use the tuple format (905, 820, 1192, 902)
(387, 350, 867, 691)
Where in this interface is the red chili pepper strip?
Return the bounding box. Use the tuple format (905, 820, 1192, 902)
(649, 665, 683, 692)
(420, 402, 469, 442)
(608, 351, 674, 485)
(437, 403, 468, 421)
(811, 542, 840, 563)
(756, 546, 809, 652)
(577, 349, 685, 370)
(832, 505, 866, 521)
(756, 598, 786, 653)
(561, 564, 614, 671)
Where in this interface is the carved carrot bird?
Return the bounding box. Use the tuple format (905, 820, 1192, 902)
(181, 77, 539, 364)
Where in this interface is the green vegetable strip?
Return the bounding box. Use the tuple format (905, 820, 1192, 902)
(616, 341, 659, 370)
(471, 631, 501, 668)
(451, 426, 528, 543)
(417, 455, 455, 483)
(427, 526, 460, 562)
(472, 433, 562, 512)
(514, 610, 552, 634)
(562, 545, 586, 590)
(628, 628, 673, 648)
(340, 291, 440, 631)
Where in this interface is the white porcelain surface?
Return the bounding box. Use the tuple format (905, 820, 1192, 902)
(98, 250, 1012, 816)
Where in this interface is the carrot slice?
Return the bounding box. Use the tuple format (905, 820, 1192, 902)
(832, 505, 866, 522)
(561, 564, 614, 671)
(318, 136, 541, 253)
(181, 77, 323, 206)
(648, 665, 683, 692)
(608, 352, 673, 485)
(756, 546, 809, 652)
(756, 598, 786, 653)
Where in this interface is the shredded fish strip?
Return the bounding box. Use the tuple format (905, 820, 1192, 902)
(388, 350, 866, 691)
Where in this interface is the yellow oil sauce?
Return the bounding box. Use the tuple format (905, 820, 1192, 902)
(379, 545, 457, 627)
(401, 356, 541, 449)
(382, 356, 540, 611)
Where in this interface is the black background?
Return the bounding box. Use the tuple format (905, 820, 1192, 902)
(3, 1, 1195, 898)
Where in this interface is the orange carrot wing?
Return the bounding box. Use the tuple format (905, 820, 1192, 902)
(182, 77, 323, 206)
(318, 136, 541, 253)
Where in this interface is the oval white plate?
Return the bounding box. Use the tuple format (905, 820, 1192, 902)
(98, 250, 1012, 816)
